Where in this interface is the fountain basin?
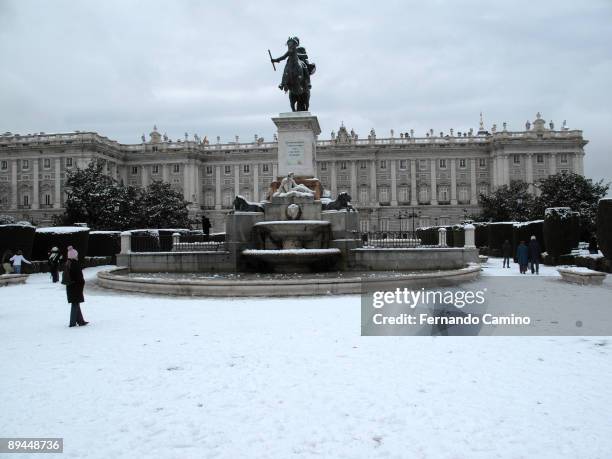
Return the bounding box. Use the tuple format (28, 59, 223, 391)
(242, 248, 341, 273)
(253, 220, 332, 249)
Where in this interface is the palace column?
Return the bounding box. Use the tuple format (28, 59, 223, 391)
(503, 154, 510, 185)
(491, 155, 498, 188)
(526, 153, 534, 193)
(390, 160, 398, 206)
(350, 161, 357, 201)
(272, 163, 278, 180)
(549, 152, 557, 176)
(54, 158, 62, 209)
(253, 164, 259, 201)
(470, 159, 477, 205)
(194, 163, 201, 207)
(234, 165, 240, 197)
(162, 164, 169, 183)
(369, 160, 377, 205)
(330, 161, 337, 197)
(450, 158, 457, 205)
(410, 159, 417, 206)
(183, 162, 191, 201)
(141, 164, 149, 188)
(11, 159, 18, 209)
(430, 159, 437, 205)
(32, 159, 39, 210)
(214, 165, 222, 209)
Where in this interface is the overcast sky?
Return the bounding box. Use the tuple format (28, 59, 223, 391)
(1, 0, 611, 183)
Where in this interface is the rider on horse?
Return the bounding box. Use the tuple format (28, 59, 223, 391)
(271, 37, 315, 94)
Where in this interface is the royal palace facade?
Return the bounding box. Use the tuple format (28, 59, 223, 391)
(0, 113, 586, 232)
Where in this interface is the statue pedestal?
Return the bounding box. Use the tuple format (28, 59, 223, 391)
(272, 112, 321, 178)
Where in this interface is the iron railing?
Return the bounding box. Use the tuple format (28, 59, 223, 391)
(360, 231, 426, 248)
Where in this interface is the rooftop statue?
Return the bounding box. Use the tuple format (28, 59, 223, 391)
(269, 37, 316, 112)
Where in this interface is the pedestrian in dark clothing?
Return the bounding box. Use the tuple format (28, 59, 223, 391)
(502, 239, 512, 268)
(516, 241, 529, 274)
(62, 246, 88, 327)
(528, 235, 541, 275)
(588, 236, 598, 255)
(202, 215, 211, 238)
(48, 246, 63, 283)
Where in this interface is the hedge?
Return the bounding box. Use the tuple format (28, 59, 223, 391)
(451, 225, 465, 247)
(416, 227, 438, 245)
(512, 220, 545, 260)
(543, 208, 580, 264)
(0, 223, 36, 260)
(32, 227, 90, 261)
(597, 198, 612, 260)
(474, 223, 489, 248)
(87, 231, 121, 257)
(487, 223, 514, 257)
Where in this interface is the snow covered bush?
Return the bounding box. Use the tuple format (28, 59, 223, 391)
(543, 208, 580, 264)
(596, 198, 612, 261)
(32, 226, 90, 261)
(487, 222, 514, 257)
(512, 220, 545, 254)
(0, 223, 36, 259)
(87, 231, 121, 257)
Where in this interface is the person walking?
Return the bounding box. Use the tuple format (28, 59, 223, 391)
(62, 246, 88, 327)
(502, 239, 512, 268)
(202, 215, 211, 239)
(9, 250, 31, 274)
(516, 241, 529, 274)
(48, 247, 63, 283)
(528, 235, 542, 275)
(2, 249, 13, 274)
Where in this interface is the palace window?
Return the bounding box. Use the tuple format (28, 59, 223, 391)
(360, 161, 367, 169)
(340, 161, 347, 170)
(438, 186, 449, 202)
(379, 187, 389, 203)
(458, 186, 469, 202)
(23, 194, 30, 206)
(22, 159, 29, 170)
(459, 159, 466, 168)
(222, 189, 232, 207)
(536, 154, 544, 164)
(44, 194, 52, 205)
(479, 184, 488, 196)
(359, 186, 369, 203)
(152, 165, 159, 175)
(1, 161, 7, 170)
(173, 164, 180, 173)
(320, 162, 327, 171)
(439, 159, 447, 169)
(262, 164, 269, 173)
(224, 165, 231, 175)
(419, 186, 429, 203)
(560, 153, 568, 163)
(204, 191, 215, 207)
(206, 166, 213, 175)
(243, 164, 250, 174)
(479, 158, 487, 168)
(43, 158, 51, 169)
(419, 160, 427, 171)
(380, 160, 387, 170)
(131, 166, 138, 175)
(359, 219, 370, 233)
(513, 155, 520, 164)
(419, 217, 430, 228)
(379, 218, 390, 232)
(66, 158, 73, 167)
(398, 186, 409, 203)
(399, 159, 407, 170)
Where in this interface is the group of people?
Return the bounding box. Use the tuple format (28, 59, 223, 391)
(502, 236, 542, 274)
(2, 245, 88, 327)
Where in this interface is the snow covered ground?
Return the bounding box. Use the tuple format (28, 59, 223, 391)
(1, 260, 612, 458)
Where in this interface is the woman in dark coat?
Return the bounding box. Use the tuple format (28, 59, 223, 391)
(63, 246, 88, 327)
(516, 241, 529, 274)
(48, 246, 63, 283)
(502, 239, 512, 268)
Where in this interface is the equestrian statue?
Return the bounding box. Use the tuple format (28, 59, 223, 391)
(269, 36, 316, 112)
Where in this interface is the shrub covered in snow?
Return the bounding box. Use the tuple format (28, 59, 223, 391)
(32, 226, 90, 261)
(451, 225, 465, 247)
(543, 207, 580, 264)
(0, 214, 16, 225)
(0, 223, 36, 259)
(597, 198, 612, 261)
(474, 223, 489, 248)
(87, 231, 121, 257)
(487, 222, 514, 257)
(512, 220, 545, 255)
(416, 227, 438, 245)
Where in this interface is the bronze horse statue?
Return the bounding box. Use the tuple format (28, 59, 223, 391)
(270, 37, 316, 112)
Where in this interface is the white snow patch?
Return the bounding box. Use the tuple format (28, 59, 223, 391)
(36, 226, 90, 234)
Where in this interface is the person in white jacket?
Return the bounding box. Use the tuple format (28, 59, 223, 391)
(9, 250, 31, 274)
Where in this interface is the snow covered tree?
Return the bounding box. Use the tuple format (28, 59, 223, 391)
(532, 172, 609, 235)
(56, 160, 141, 230)
(139, 181, 191, 229)
(475, 180, 534, 222)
